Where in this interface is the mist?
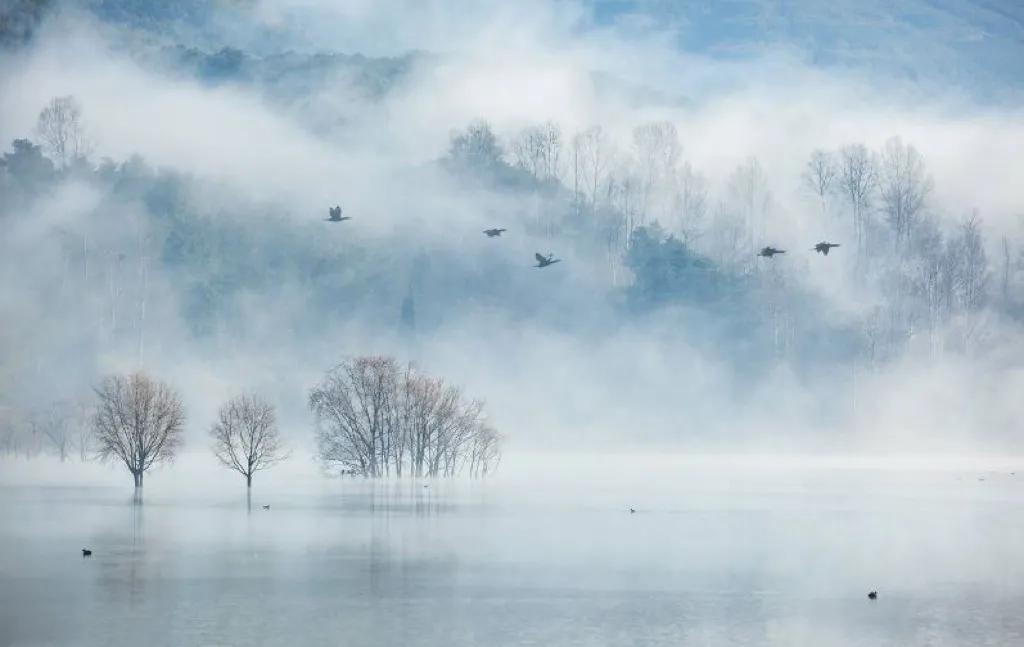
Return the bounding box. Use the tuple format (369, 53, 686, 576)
(2, 0, 1023, 464)
(3, 3, 1024, 645)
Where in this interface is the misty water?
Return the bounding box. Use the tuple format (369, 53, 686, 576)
(2, 456, 1023, 647)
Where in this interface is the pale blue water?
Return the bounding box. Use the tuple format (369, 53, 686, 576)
(1, 464, 1023, 646)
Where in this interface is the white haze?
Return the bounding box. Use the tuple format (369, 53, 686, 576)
(1, 1, 1023, 467)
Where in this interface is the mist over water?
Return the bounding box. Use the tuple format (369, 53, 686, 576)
(3, 454, 1024, 646)
(3, 0, 1024, 645)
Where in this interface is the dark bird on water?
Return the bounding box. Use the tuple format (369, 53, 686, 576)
(758, 246, 786, 258)
(629, 508, 636, 514)
(326, 206, 351, 222)
(262, 504, 271, 510)
(483, 228, 507, 237)
(868, 591, 878, 600)
(813, 242, 841, 255)
(82, 549, 92, 557)
(535, 252, 561, 268)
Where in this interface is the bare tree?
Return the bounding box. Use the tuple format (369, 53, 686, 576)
(36, 95, 88, 170)
(673, 161, 708, 244)
(837, 144, 877, 259)
(92, 372, 185, 488)
(802, 149, 836, 217)
(210, 393, 286, 488)
(468, 423, 502, 478)
(71, 399, 94, 461)
(572, 126, 612, 208)
(632, 121, 682, 226)
(708, 200, 749, 274)
(510, 122, 562, 183)
(879, 137, 932, 249)
(607, 161, 641, 250)
(951, 212, 988, 313)
(726, 157, 772, 257)
(37, 401, 71, 462)
(310, 356, 501, 478)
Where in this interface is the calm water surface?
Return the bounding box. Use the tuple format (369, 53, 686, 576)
(1, 460, 1023, 646)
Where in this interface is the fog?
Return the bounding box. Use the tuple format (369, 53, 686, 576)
(2, 8, 1024, 645)
(3, 1, 1022, 465)
(0, 2, 1019, 466)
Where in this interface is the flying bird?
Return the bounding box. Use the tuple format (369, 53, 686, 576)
(867, 591, 878, 600)
(326, 206, 351, 222)
(534, 252, 561, 268)
(483, 228, 507, 238)
(82, 548, 92, 557)
(813, 242, 841, 255)
(758, 246, 786, 258)
(262, 504, 271, 510)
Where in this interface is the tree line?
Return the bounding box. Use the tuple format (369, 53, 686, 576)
(3, 94, 1021, 427)
(444, 117, 1016, 364)
(0, 357, 503, 490)
(309, 356, 502, 478)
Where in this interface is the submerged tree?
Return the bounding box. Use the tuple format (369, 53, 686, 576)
(210, 393, 286, 488)
(309, 356, 502, 478)
(92, 372, 185, 488)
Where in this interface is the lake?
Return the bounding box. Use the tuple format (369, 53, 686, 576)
(1, 453, 1023, 646)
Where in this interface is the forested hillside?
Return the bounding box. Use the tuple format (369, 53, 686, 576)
(2, 0, 1023, 454)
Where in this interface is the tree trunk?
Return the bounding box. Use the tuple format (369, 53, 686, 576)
(246, 473, 252, 488)
(133, 470, 143, 488)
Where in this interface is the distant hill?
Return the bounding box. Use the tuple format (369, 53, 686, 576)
(0, 0, 51, 48)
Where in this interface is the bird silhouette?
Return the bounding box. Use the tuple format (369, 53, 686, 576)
(326, 206, 351, 222)
(758, 246, 786, 258)
(262, 504, 271, 510)
(867, 591, 878, 600)
(629, 508, 636, 514)
(483, 228, 507, 238)
(82, 548, 92, 557)
(534, 252, 561, 268)
(813, 241, 841, 255)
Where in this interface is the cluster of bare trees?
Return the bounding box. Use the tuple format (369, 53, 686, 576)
(507, 119, 710, 282)
(510, 121, 562, 184)
(803, 137, 933, 260)
(87, 372, 291, 491)
(0, 400, 92, 460)
(309, 356, 502, 478)
(503, 117, 1000, 363)
(801, 139, 989, 356)
(3, 361, 502, 491)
